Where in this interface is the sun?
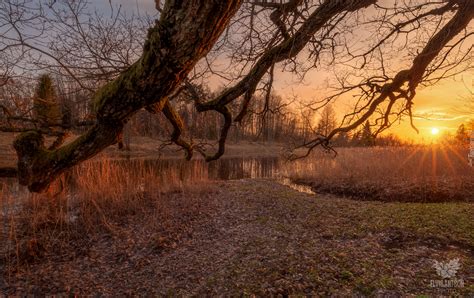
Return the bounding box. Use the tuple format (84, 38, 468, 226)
(431, 127, 440, 135)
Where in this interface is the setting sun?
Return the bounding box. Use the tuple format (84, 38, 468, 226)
(431, 127, 440, 135)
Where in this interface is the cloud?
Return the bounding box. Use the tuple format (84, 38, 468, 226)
(413, 111, 471, 121)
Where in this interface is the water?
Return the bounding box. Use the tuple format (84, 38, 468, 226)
(0, 156, 307, 256)
(101, 156, 313, 194)
(108, 156, 283, 180)
(0, 156, 313, 197)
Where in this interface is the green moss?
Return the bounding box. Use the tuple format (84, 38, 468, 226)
(354, 279, 377, 296)
(92, 59, 146, 116)
(339, 270, 354, 281)
(93, 79, 121, 114)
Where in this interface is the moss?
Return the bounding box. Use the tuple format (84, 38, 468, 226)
(92, 59, 146, 116)
(339, 270, 354, 282)
(354, 279, 377, 296)
(93, 79, 122, 114)
(51, 131, 89, 162)
(93, 24, 165, 116)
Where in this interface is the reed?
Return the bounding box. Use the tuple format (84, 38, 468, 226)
(0, 157, 212, 267)
(285, 145, 474, 202)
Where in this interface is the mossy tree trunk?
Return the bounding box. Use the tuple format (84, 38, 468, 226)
(13, 1, 242, 192)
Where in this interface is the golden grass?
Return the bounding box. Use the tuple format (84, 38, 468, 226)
(285, 145, 474, 202)
(0, 147, 473, 295)
(0, 158, 212, 268)
(1, 144, 473, 276)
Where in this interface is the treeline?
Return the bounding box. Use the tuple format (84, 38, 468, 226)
(1, 74, 407, 148)
(439, 123, 474, 146)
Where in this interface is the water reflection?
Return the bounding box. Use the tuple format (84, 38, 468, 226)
(106, 156, 282, 181)
(0, 156, 319, 199)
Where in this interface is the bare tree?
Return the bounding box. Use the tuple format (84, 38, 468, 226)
(316, 104, 337, 137)
(0, 0, 472, 192)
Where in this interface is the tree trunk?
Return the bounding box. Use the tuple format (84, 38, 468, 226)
(13, 1, 242, 192)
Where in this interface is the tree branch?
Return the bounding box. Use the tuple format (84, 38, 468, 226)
(13, 1, 243, 192)
(291, 0, 474, 158)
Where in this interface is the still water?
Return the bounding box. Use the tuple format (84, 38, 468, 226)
(1, 155, 318, 197)
(107, 156, 316, 194)
(111, 156, 283, 180)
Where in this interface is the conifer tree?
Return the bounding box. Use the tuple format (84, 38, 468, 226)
(33, 74, 62, 127)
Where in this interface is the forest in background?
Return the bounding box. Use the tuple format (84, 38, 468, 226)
(5, 73, 465, 151)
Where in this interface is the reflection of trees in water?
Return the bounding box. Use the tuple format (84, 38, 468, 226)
(92, 157, 281, 182)
(209, 157, 280, 180)
(1, 157, 283, 191)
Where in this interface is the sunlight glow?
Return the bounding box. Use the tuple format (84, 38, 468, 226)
(431, 127, 440, 135)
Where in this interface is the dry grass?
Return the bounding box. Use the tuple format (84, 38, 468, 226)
(0, 158, 214, 275)
(285, 145, 474, 202)
(1, 141, 473, 294)
(1, 179, 472, 295)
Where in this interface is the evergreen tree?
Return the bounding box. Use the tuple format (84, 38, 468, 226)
(33, 74, 62, 127)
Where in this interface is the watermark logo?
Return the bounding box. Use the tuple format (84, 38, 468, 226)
(433, 258, 460, 279)
(430, 258, 464, 289)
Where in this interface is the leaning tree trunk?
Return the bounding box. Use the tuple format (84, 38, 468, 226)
(13, 0, 242, 192)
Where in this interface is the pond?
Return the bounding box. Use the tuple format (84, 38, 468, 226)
(0, 155, 319, 199)
(104, 156, 316, 194)
(110, 156, 283, 180)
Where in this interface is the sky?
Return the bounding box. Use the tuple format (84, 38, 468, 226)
(100, 0, 473, 143)
(98, 0, 155, 13)
(271, 66, 474, 143)
(401, 77, 473, 142)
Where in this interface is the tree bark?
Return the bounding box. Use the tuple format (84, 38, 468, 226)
(13, 1, 242, 192)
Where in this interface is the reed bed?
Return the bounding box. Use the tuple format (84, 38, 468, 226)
(285, 145, 474, 202)
(0, 158, 213, 270)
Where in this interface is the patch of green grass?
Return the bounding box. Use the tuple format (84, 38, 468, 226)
(243, 181, 473, 295)
(339, 270, 354, 282)
(357, 202, 474, 245)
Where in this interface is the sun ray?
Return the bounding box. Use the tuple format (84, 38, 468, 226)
(415, 147, 430, 179)
(446, 145, 470, 173)
(439, 146, 457, 176)
(431, 146, 438, 187)
(395, 147, 421, 176)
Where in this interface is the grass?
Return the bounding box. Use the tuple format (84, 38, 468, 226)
(1, 177, 473, 295)
(201, 180, 473, 296)
(0, 159, 213, 275)
(0, 144, 473, 295)
(285, 145, 474, 202)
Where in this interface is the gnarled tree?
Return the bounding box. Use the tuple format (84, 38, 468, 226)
(0, 0, 473, 192)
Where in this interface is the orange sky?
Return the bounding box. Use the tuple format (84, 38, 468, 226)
(111, 1, 473, 143)
(206, 59, 473, 143)
(393, 75, 474, 142)
(274, 70, 473, 143)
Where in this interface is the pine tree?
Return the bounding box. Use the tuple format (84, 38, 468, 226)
(33, 74, 62, 127)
